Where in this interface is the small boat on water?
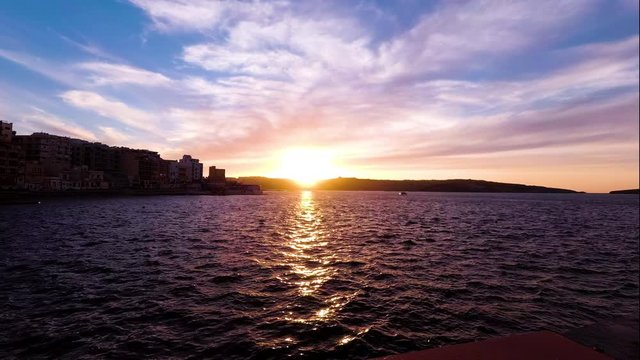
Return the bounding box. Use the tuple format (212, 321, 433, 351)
(399, 192, 407, 196)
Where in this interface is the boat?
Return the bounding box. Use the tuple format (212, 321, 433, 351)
(399, 192, 407, 195)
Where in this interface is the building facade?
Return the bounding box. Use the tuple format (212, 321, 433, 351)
(0, 121, 24, 189)
(63, 165, 109, 190)
(208, 166, 226, 184)
(117, 148, 164, 189)
(14, 132, 72, 177)
(178, 155, 203, 183)
(1, 121, 14, 143)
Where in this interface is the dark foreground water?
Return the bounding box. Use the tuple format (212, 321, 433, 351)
(1, 192, 638, 359)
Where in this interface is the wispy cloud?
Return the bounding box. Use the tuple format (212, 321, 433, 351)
(0, 48, 79, 86)
(128, 0, 285, 32)
(183, 45, 305, 78)
(0, 48, 173, 90)
(59, 90, 156, 130)
(77, 62, 173, 87)
(411, 36, 639, 115)
(418, 96, 639, 158)
(21, 107, 98, 141)
(376, 0, 597, 79)
(57, 34, 123, 62)
(98, 126, 132, 145)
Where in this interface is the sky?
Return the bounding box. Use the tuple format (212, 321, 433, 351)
(0, 0, 638, 193)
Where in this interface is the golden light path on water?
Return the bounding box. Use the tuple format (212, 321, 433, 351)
(285, 191, 331, 297)
(275, 191, 369, 347)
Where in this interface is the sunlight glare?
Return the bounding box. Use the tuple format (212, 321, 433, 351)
(274, 148, 339, 187)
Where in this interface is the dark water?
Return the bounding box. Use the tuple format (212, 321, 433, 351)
(1, 192, 638, 359)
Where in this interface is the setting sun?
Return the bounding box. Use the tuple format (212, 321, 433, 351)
(272, 148, 341, 187)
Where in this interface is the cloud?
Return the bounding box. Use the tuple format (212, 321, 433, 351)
(355, 95, 639, 164)
(410, 35, 639, 115)
(163, 107, 270, 147)
(128, 0, 283, 32)
(171, 0, 598, 83)
(77, 62, 173, 87)
(0, 48, 79, 86)
(0, 49, 172, 89)
(183, 45, 304, 77)
(59, 90, 155, 130)
(376, 0, 597, 80)
(175, 0, 609, 124)
(97, 1, 638, 168)
(57, 34, 123, 62)
(170, 31, 639, 183)
(181, 18, 373, 87)
(21, 107, 98, 141)
(98, 126, 132, 145)
(180, 75, 307, 110)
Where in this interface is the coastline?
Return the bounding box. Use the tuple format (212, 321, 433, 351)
(0, 188, 263, 205)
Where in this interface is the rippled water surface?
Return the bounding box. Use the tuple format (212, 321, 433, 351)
(1, 192, 638, 359)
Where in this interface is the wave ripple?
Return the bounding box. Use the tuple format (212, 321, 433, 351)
(1, 192, 638, 359)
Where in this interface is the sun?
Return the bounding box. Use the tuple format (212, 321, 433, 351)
(273, 148, 340, 187)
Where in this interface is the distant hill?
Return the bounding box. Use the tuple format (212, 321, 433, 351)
(609, 189, 640, 194)
(237, 177, 578, 193)
(235, 177, 299, 190)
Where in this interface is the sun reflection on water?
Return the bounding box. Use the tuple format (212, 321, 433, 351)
(284, 190, 334, 298)
(269, 191, 368, 349)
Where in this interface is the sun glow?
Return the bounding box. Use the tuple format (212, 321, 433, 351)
(273, 148, 341, 187)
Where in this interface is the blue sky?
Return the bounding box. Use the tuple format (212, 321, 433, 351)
(0, 0, 638, 192)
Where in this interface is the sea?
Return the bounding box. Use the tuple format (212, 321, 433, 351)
(1, 191, 638, 359)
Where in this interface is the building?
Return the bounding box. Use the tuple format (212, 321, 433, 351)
(14, 132, 72, 177)
(194, 162, 203, 181)
(138, 150, 161, 188)
(0, 121, 24, 189)
(177, 155, 203, 183)
(71, 140, 124, 189)
(71, 140, 120, 174)
(1, 120, 15, 143)
(63, 165, 109, 190)
(158, 159, 170, 186)
(208, 166, 226, 184)
(118, 148, 163, 189)
(23, 161, 43, 191)
(2, 122, 223, 193)
(166, 160, 180, 184)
